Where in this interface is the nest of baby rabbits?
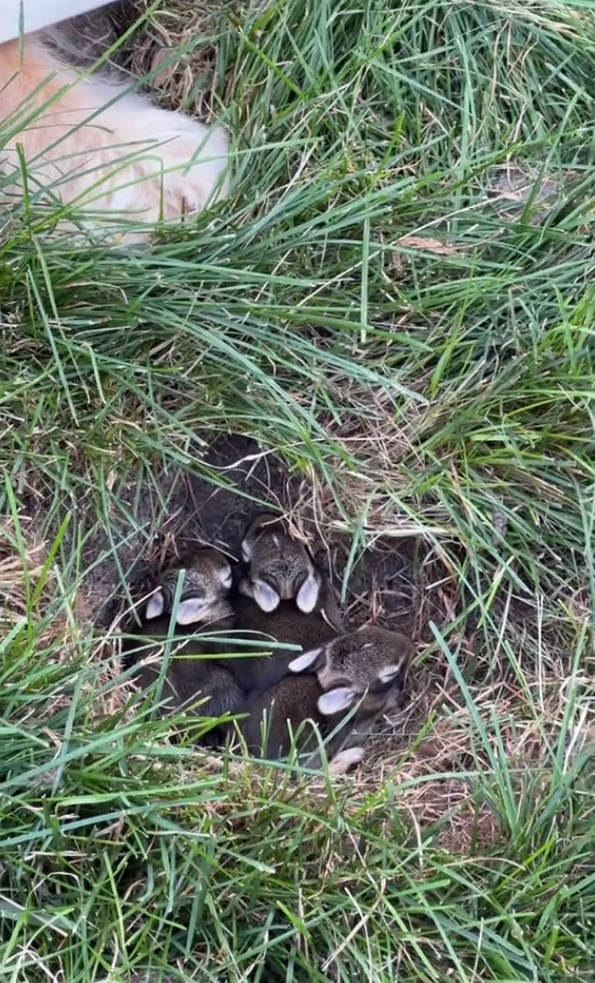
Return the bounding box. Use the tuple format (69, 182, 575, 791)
(122, 512, 416, 777)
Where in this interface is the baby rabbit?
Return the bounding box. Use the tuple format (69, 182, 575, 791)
(240, 513, 324, 614)
(239, 674, 365, 775)
(144, 548, 234, 626)
(238, 627, 413, 771)
(231, 514, 345, 692)
(238, 636, 412, 774)
(127, 623, 244, 730)
(287, 626, 414, 744)
(230, 513, 345, 693)
(288, 626, 413, 690)
(124, 548, 241, 739)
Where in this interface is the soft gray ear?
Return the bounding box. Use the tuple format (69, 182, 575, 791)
(378, 663, 406, 685)
(216, 563, 233, 588)
(288, 647, 322, 673)
(296, 572, 320, 613)
(240, 537, 252, 562)
(317, 686, 357, 716)
(175, 598, 206, 625)
(145, 590, 165, 620)
(252, 580, 280, 613)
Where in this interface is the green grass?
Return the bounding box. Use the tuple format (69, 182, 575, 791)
(2, 0, 595, 979)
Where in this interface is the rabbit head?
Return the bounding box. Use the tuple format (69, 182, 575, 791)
(288, 626, 413, 721)
(144, 547, 234, 626)
(240, 512, 321, 614)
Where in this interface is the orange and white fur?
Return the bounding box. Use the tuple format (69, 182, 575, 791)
(0, 23, 229, 240)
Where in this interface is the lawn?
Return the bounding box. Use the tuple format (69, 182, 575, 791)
(1, 0, 594, 980)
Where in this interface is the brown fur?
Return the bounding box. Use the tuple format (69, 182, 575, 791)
(240, 674, 325, 758)
(124, 612, 243, 740)
(302, 626, 414, 695)
(229, 592, 342, 692)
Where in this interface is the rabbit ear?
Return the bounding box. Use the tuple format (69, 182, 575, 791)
(378, 662, 406, 685)
(296, 572, 320, 613)
(317, 686, 357, 716)
(252, 580, 280, 613)
(288, 647, 323, 673)
(175, 598, 207, 625)
(216, 562, 233, 588)
(241, 514, 268, 561)
(372, 662, 409, 694)
(146, 590, 166, 620)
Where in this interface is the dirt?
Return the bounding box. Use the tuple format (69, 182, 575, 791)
(65, 431, 432, 648)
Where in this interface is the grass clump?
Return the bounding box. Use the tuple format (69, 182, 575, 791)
(1, 0, 595, 980)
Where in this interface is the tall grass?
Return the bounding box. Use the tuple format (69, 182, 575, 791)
(1, 1, 594, 980)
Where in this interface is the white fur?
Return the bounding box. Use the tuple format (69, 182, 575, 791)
(0, 31, 229, 241)
(145, 590, 166, 621)
(317, 687, 356, 716)
(252, 580, 280, 613)
(296, 572, 320, 613)
(217, 565, 233, 588)
(378, 663, 404, 684)
(328, 746, 365, 775)
(288, 647, 322, 673)
(175, 597, 209, 626)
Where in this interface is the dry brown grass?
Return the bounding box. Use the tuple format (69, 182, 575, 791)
(0, 523, 48, 622)
(125, 0, 233, 119)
